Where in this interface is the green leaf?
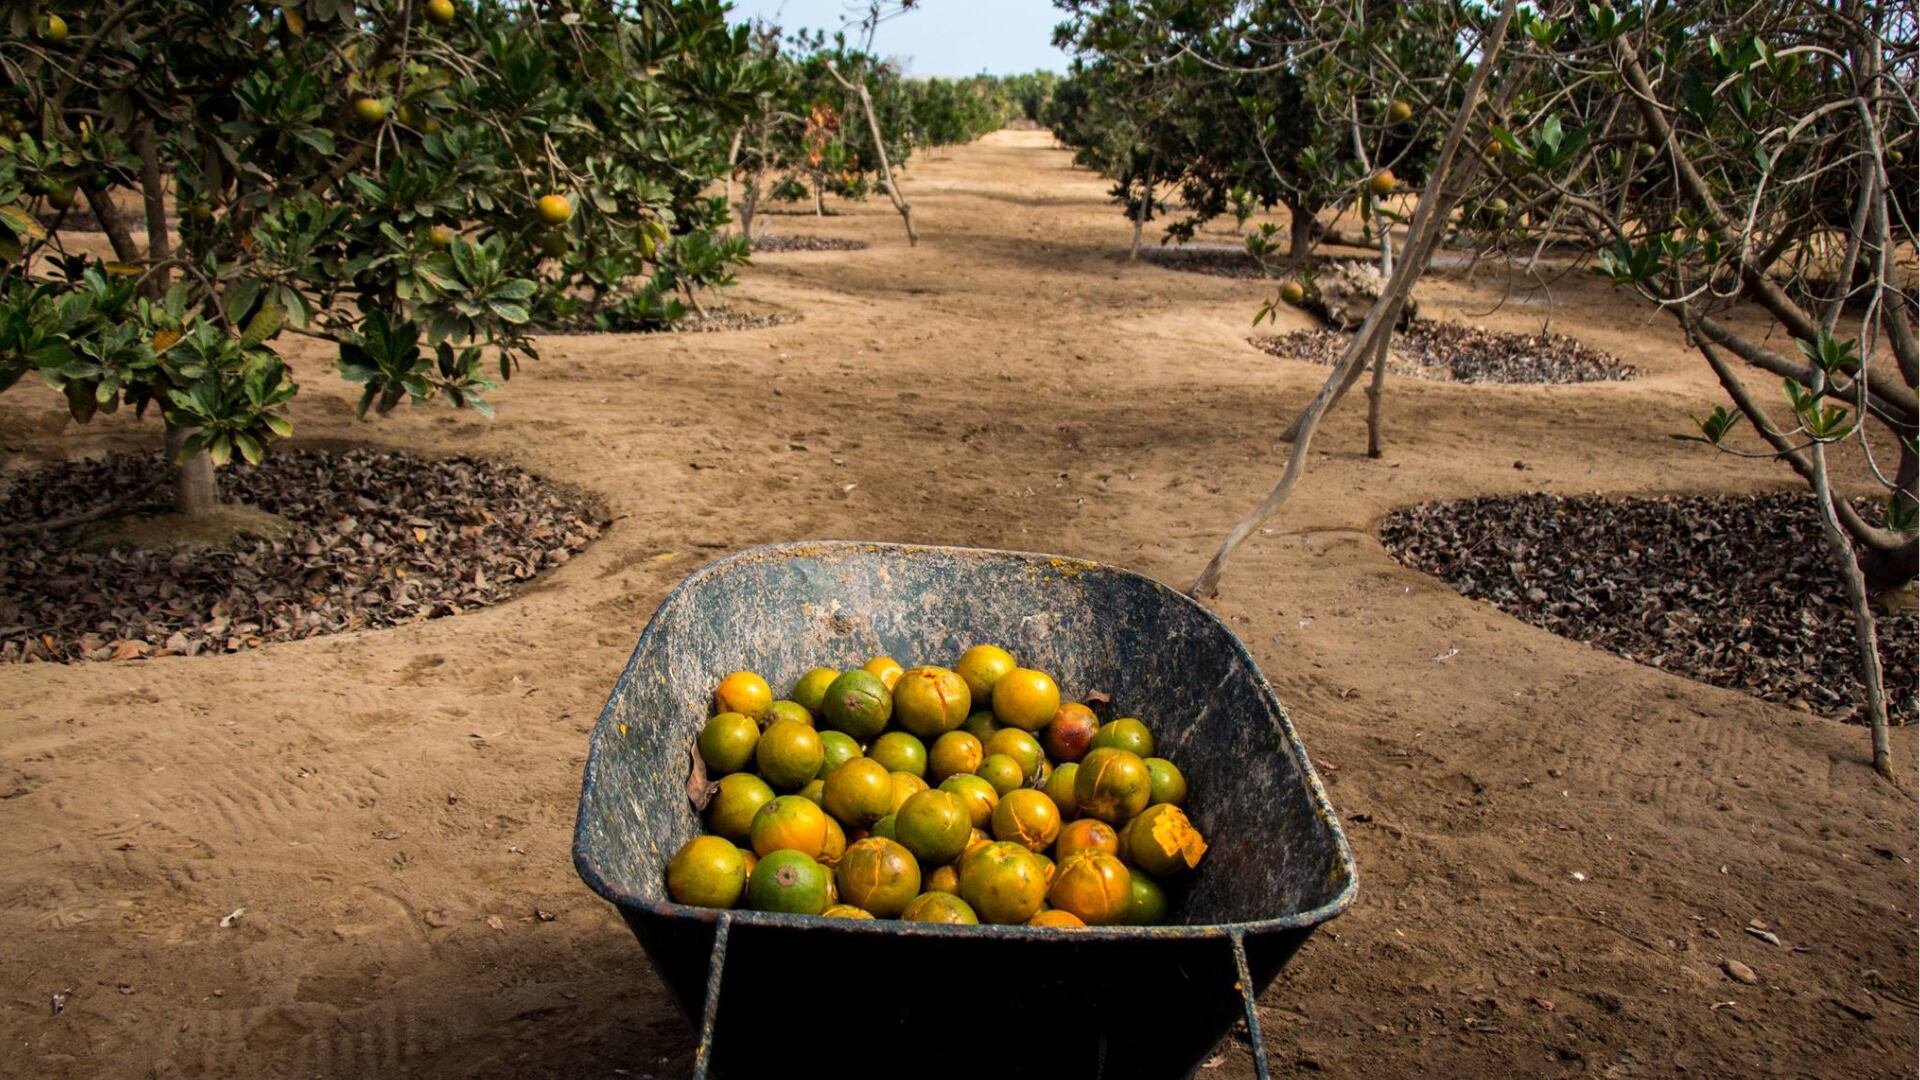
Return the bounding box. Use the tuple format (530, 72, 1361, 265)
(240, 302, 285, 349)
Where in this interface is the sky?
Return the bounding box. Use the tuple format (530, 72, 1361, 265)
(724, 1, 1072, 77)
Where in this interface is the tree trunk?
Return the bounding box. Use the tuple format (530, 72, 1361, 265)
(165, 423, 218, 518)
(1287, 201, 1320, 265)
(830, 63, 916, 245)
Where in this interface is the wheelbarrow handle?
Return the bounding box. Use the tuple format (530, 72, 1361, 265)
(1228, 929, 1273, 1080)
(691, 913, 732, 1080)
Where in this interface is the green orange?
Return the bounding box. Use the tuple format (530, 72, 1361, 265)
(821, 669, 892, 739)
(991, 788, 1062, 852)
(697, 712, 758, 775)
(823, 757, 892, 828)
(1043, 702, 1100, 762)
(869, 731, 927, 777)
(823, 903, 874, 919)
(817, 730, 862, 778)
(755, 719, 823, 791)
(789, 667, 840, 717)
(749, 794, 829, 859)
(1074, 748, 1151, 825)
(714, 671, 773, 718)
(1055, 817, 1121, 861)
(836, 837, 922, 917)
(1090, 717, 1154, 757)
(901, 891, 979, 924)
(939, 773, 999, 829)
(1042, 762, 1079, 817)
(1144, 757, 1187, 806)
(984, 728, 1044, 780)
(927, 731, 984, 782)
(975, 754, 1025, 797)
(893, 789, 971, 866)
(959, 841, 1048, 925)
(666, 835, 746, 909)
(871, 813, 898, 840)
(924, 864, 961, 895)
(705, 772, 775, 842)
(747, 849, 832, 915)
(991, 668, 1061, 731)
(1128, 803, 1208, 877)
(1126, 873, 1168, 925)
(798, 779, 826, 808)
(961, 710, 1002, 742)
(764, 700, 813, 728)
(892, 666, 972, 738)
(888, 771, 928, 814)
(1048, 850, 1132, 925)
(955, 644, 1018, 703)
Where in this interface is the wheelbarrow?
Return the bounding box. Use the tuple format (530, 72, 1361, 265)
(573, 542, 1356, 1079)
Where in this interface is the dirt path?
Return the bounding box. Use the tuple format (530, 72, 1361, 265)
(2, 130, 1914, 1078)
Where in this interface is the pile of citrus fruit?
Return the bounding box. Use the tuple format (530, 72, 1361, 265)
(666, 646, 1209, 927)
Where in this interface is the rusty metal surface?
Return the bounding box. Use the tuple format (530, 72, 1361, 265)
(572, 541, 1356, 1078)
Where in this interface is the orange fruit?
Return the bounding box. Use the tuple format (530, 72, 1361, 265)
(961, 827, 992, 863)
(924, 864, 961, 895)
(1047, 850, 1132, 925)
(902, 891, 979, 924)
(975, 754, 1024, 797)
(714, 671, 773, 718)
(862, 655, 905, 690)
(869, 731, 927, 777)
(893, 789, 971, 866)
(991, 668, 1059, 731)
(424, 0, 456, 24)
(1368, 169, 1396, 197)
(835, 837, 921, 917)
(789, 667, 839, 717)
(1028, 909, 1086, 928)
(823, 903, 874, 919)
(1055, 817, 1121, 861)
(888, 771, 928, 814)
(954, 644, 1017, 702)
(755, 719, 823, 791)
(705, 772, 775, 843)
(353, 97, 387, 124)
(819, 815, 847, 867)
(764, 700, 813, 727)
(426, 224, 455, 249)
(1042, 762, 1079, 817)
(1128, 803, 1208, 877)
(959, 841, 1048, 924)
(892, 666, 971, 738)
(1280, 280, 1306, 305)
(1144, 757, 1187, 806)
(984, 728, 1044, 780)
(823, 757, 892, 828)
(697, 712, 758, 775)
(817, 730, 862, 778)
(1387, 99, 1413, 123)
(666, 835, 746, 909)
(1074, 748, 1151, 825)
(1042, 702, 1099, 763)
(36, 13, 69, 42)
(536, 193, 573, 225)
(797, 778, 826, 807)
(992, 788, 1061, 852)
(939, 773, 999, 830)
(1090, 717, 1153, 757)
(1033, 851, 1056, 884)
(821, 669, 892, 739)
(750, 794, 829, 859)
(927, 730, 984, 782)
(746, 849, 831, 915)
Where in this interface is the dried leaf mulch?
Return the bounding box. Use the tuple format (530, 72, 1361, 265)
(0, 448, 604, 663)
(1380, 492, 1916, 726)
(750, 234, 869, 253)
(1253, 319, 1635, 385)
(537, 307, 798, 336)
(1140, 245, 1366, 280)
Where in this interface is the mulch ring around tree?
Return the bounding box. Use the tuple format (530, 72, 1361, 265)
(1381, 492, 1917, 727)
(1252, 320, 1635, 384)
(536, 306, 799, 336)
(0, 447, 605, 663)
(1139, 245, 1368, 280)
(750, 234, 869, 253)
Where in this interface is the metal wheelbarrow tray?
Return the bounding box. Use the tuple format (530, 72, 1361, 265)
(573, 542, 1356, 1079)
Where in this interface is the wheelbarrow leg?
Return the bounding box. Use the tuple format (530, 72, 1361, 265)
(692, 914, 732, 1080)
(1228, 929, 1273, 1080)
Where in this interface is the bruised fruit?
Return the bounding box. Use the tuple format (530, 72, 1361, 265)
(1047, 850, 1132, 926)
(706, 772, 775, 842)
(1090, 717, 1153, 757)
(892, 666, 971, 738)
(939, 773, 999, 829)
(836, 837, 921, 917)
(1127, 803, 1208, 877)
(954, 644, 1018, 702)
(928, 730, 984, 782)
(755, 720, 823, 791)
(750, 794, 829, 859)
(714, 671, 773, 718)
(991, 788, 1062, 852)
(894, 789, 970, 866)
(1144, 757, 1187, 806)
(992, 668, 1060, 731)
(697, 712, 758, 775)
(901, 891, 978, 924)
(747, 849, 831, 915)
(822, 669, 892, 739)
(790, 667, 839, 716)
(960, 841, 1048, 925)
(1055, 817, 1121, 861)
(869, 731, 927, 777)
(975, 754, 1024, 796)
(1043, 703, 1099, 763)
(667, 836, 746, 909)
(1075, 748, 1151, 825)
(824, 757, 893, 828)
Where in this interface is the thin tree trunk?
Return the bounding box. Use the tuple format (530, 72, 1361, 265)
(135, 122, 170, 298)
(1130, 158, 1154, 259)
(1287, 202, 1319, 265)
(1190, 0, 1518, 599)
(830, 63, 916, 245)
(1364, 190, 1398, 457)
(1809, 438, 1894, 780)
(723, 127, 742, 233)
(165, 422, 217, 518)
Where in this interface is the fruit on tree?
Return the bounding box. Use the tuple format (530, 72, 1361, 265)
(1387, 99, 1413, 123)
(424, 0, 456, 25)
(1367, 169, 1396, 197)
(1280, 280, 1306, 305)
(666, 835, 747, 909)
(535, 193, 573, 225)
(36, 14, 68, 43)
(353, 96, 388, 124)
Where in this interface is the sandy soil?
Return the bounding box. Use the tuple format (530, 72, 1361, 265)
(2, 130, 1915, 1079)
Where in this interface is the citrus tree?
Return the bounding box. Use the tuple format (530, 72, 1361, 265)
(1, 0, 754, 522)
